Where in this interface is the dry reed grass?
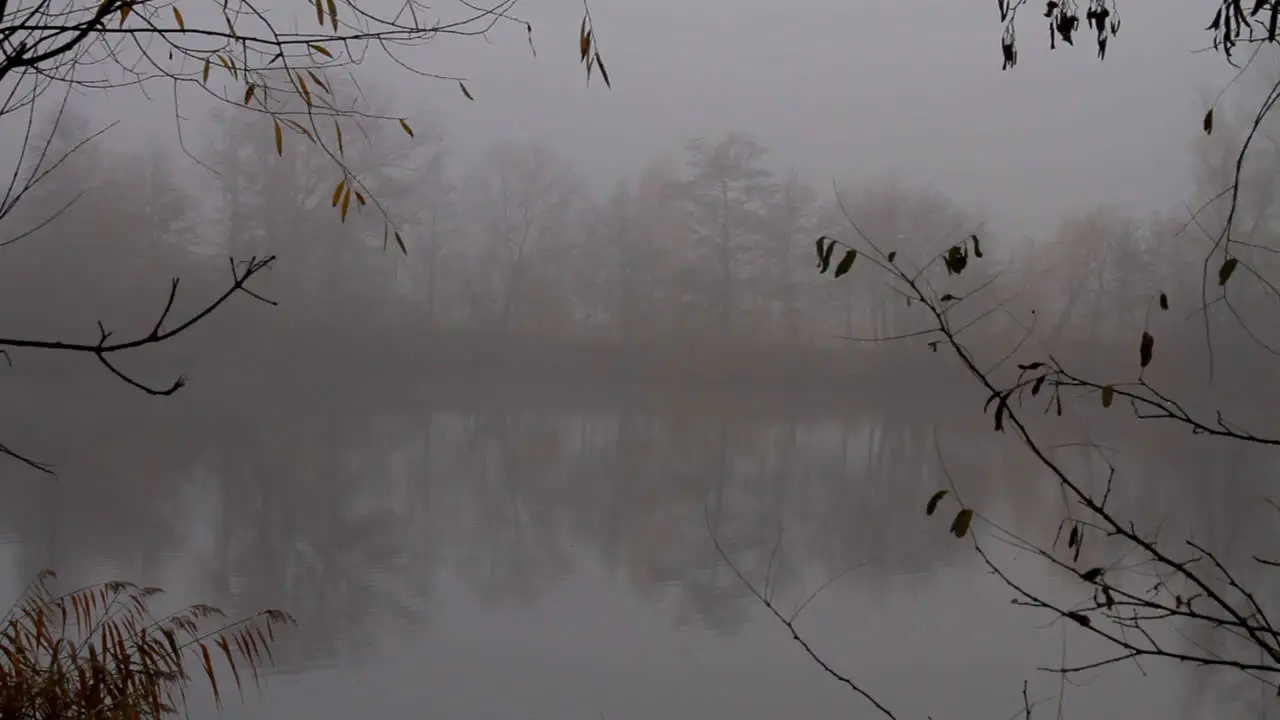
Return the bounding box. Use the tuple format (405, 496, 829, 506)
(0, 570, 295, 719)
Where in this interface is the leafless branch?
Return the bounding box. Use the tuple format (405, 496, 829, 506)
(703, 505, 898, 720)
(808, 203, 1280, 704)
(0, 255, 277, 473)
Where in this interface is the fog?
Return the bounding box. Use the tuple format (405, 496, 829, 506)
(1, 0, 1280, 718)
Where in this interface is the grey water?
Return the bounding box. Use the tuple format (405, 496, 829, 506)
(1, 389, 1269, 720)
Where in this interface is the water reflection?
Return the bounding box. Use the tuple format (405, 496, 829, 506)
(0, 394, 1274, 719)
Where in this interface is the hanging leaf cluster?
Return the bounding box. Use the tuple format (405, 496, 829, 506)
(814, 235, 858, 278)
(923, 489, 975, 539)
(1001, 0, 1280, 68)
(942, 234, 983, 276)
(1065, 521, 1085, 563)
(1205, 0, 1280, 62)
(1005, 360, 1067, 420)
(999, 0, 1120, 70)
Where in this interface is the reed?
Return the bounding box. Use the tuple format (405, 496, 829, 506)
(0, 570, 294, 719)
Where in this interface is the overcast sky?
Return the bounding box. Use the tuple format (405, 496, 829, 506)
(60, 0, 1245, 241)
(413, 0, 1237, 237)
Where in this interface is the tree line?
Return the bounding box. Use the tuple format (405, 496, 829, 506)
(1, 71, 1263, 372)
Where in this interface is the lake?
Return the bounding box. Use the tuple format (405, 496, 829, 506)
(0, 392, 1271, 719)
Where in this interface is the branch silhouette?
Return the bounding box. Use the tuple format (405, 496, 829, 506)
(0, 255, 276, 474)
(704, 506, 899, 720)
(805, 199, 1280, 700)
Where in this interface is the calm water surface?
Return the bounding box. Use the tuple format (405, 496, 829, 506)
(0, 400, 1269, 719)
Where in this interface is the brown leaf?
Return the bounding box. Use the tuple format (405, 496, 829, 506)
(1139, 331, 1154, 369)
(295, 72, 311, 106)
(1218, 256, 1239, 286)
(925, 489, 949, 516)
(216, 635, 242, 695)
(1204, 107, 1214, 135)
(200, 642, 220, 707)
(1066, 611, 1091, 627)
(306, 70, 329, 93)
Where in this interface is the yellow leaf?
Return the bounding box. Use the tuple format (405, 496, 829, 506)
(119, 4, 131, 26)
(273, 119, 282, 156)
(399, 118, 414, 137)
(334, 120, 344, 156)
(458, 81, 474, 101)
(331, 178, 345, 207)
(309, 43, 332, 58)
(314, 0, 323, 25)
(243, 84, 256, 105)
(295, 73, 311, 106)
(340, 186, 351, 222)
(202, 60, 210, 84)
(326, 0, 338, 31)
(173, 7, 185, 29)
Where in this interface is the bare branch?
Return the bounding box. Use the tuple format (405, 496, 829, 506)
(704, 505, 898, 720)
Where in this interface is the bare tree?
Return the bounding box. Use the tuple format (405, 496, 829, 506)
(754, 171, 819, 341)
(459, 140, 582, 332)
(0, 0, 611, 472)
(679, 132, 773, 336)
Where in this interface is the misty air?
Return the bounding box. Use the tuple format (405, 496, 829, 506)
(0, 0, 1276, 718)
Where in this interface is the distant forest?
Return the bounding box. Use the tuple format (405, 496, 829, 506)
(1, 69, 1277, 401)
